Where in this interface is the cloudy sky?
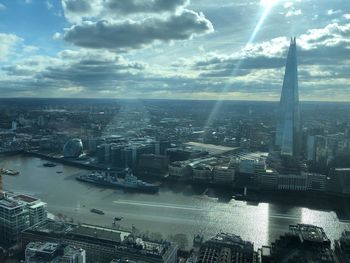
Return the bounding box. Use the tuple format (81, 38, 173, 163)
(0, 0, 349, 101)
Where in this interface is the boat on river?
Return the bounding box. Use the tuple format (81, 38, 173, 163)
(0, 168, 20, 176)
(43, 162, 57, 167)
(76, 169, 159, 193)
(90, 208, 104, 215)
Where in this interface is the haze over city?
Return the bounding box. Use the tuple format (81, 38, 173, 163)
(0, 0, 349, 100)
(1, 1, 350, 263)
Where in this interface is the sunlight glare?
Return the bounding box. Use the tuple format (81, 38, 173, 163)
(204, 0, 280, 130)
(260, 0, 279, 7)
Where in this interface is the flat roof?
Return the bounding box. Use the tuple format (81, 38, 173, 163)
(335, 168, 350, 172)
(29, 201, 47, 209)
(70, 225, 122, 243)
(290, 224, 329, 243)
(14, 194, 38, 203)
(184, 142, 238, 155)
(0, 198, 23, 209)
(25, 220, 172, 257)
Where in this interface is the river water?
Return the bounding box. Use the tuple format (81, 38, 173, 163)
(2, 155, 350, 249)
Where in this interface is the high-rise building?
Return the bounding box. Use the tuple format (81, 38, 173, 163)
(0, 192, 47, 245)
(275, 37, 301, 157)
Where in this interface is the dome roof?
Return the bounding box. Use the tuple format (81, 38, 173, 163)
(63, 138, 83, 158)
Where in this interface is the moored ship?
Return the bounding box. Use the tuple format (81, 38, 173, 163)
(0, 168, 20, 176)
(76, 169, 159, 193)
(43, 162, 57, 167)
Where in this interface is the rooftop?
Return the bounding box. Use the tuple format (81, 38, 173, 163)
(335, 168, 350, 172)
(289, 224, 330, 244)
(26, 242, 85, 262)
(14, 194, 38, 203)
(0, 197, 24, 209)
(70, 224, 122, 243)
(207, 232, 254, 251)
(0, 191, 43, 209)
(183, 142, 238, 155)
(24, 219, 173, 257)
(27, 242, 59, 253)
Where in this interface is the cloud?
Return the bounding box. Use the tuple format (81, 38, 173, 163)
(1, 0, 350, 101)
(283, 2, 293, 9)
(61, 0, 100, 23)
(327, 9, 342, 16)
(0, 33, 22, 60)
(191, 20, 350, 76)
(62, 0, 189, 22)
(286, 8, 302, 17)
(40, 50, 146, 89)
(46, 1, 53, 10)
(63, 10, 213, 50)
(104, 0, 189, 15)
(62, 0, 92, 13)
(1, 49, 151, 97)
(0, 3, 6, 10)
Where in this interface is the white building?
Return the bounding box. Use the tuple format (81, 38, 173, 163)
(25, 242, 86, 263)
(168, 162, 191, 178)
(0, 192, 47, 245)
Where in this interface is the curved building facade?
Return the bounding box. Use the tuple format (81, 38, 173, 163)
(63, 138, 83, 158)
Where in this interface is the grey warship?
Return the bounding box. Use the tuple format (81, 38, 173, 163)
(76, 169, 159, 193)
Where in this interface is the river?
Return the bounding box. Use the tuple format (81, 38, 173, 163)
(2, 155, 350, 249)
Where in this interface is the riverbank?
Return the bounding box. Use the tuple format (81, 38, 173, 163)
(2, 150, 350, 216)
(3, 154, 350, 249)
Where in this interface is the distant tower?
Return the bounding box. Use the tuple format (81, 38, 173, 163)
(275, 37, 301, 157)
(11, 121, 17, 131)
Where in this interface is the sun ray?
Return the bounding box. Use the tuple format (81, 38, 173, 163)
(203, 0, 280, 131)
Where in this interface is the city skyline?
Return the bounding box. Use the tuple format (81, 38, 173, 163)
(0, 0, 349, 101)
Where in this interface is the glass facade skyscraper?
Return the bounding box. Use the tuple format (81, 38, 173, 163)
(275, 37, 301, 157)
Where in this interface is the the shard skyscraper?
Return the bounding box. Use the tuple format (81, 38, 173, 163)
(275, 37, 301, 157)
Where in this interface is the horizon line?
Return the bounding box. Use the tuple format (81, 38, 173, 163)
(0, 97, 349, 103)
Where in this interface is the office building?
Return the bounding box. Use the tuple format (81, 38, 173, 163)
(261, 224, 336, 262)
(275, 37, 301, 157)
(22, 219, 178, 263)
(25, 242, 86, 263)
(334, 231, 350, 263)
(196, 233, 258, 263)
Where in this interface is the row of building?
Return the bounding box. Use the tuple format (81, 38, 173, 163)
(167, 149, 350, 196)
(0, 191, 178, 263)
(21, 219, 178, 263)
(3, 190, 350, 263)
(20, 224, 350, 263)
(168, 157, 235, 184)
(189, 224, 350, 263)
(306, 132, 350, 165)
